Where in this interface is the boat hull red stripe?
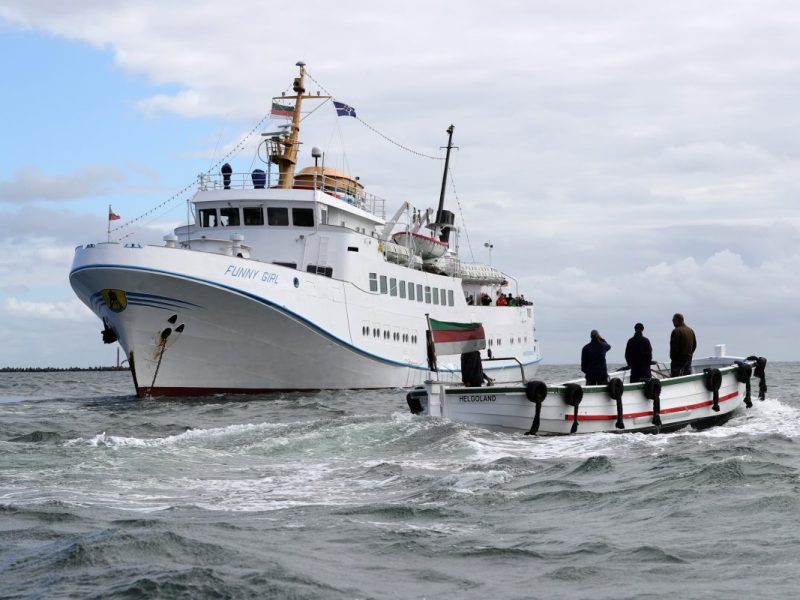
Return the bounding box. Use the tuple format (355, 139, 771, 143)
(565, 391, 739, 421)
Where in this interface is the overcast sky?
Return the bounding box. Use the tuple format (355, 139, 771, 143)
(1, 1, 798, 368)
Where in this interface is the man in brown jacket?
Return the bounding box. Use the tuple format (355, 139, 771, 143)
(670, 313, 697, 376)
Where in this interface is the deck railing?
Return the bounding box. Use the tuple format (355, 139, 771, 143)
(197, 171, 386, 219)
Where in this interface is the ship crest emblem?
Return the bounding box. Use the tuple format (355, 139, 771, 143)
(101, 289, 128, 313)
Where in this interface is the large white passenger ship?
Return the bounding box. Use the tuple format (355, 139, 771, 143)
(70, 62, 542, 396)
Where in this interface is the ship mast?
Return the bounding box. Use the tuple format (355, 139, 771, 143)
(434, 124, 455, 241)
(270, 62, 330, 189)
(435, 125, 455, 223)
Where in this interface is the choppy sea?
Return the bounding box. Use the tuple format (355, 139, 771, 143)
(1, 363, 799, 599)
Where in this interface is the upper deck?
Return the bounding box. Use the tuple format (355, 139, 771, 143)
(195, 170, 387, 221)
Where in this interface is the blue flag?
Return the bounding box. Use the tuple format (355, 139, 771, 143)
(333, 100, 357, 118)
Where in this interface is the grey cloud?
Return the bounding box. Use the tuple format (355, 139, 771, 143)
(0, 165, 126, 203)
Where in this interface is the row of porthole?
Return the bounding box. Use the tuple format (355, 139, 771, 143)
(487, 336, 529, 347)
(361, 326, 419, 344)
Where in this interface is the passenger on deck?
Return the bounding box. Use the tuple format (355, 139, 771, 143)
(481, 293, 492, 306)
(507, 294, 516, 306)
(461, 350, 494, 387)
(466, 294, 475, 305)
(496, 292, 507, 306)
(670, 313, 697, 376)
(625, 322, 652, 383)
(581, 329, 611, 385)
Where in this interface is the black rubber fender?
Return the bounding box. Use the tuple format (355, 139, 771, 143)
(643, 378, 662, 427)
(406, 392, 423, 415)
(524, 381, 548, 436)
(747, 356, 768, 400)
(703, 368, 722, 412)
(563, 383, 583, 434)
(525, 381, 548, 404)
(562, 383, 584, 407)
(735, 361, 753, 408)
(607, 378, 625, 430)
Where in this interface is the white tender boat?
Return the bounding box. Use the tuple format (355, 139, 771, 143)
(69, 62, 542, 397)
(407, 346, 768, 435)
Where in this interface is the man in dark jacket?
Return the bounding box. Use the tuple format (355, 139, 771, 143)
(670, 313, 697, 376)
(461, 351, 494, 387)
(581, 330, 611, 385)
(625, 322, 652, 383)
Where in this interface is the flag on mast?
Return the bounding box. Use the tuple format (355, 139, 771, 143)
(271, 101, 294, 119)
(108, 206, 120, 221)
(428, 318, 486, 356)
(333, 100, 357, 118)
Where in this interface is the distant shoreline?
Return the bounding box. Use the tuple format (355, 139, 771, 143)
(0, 367, 130, 373)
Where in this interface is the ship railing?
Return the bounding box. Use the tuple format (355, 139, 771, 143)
(197, 171, 386, 219)
(483, 356, 528, 383)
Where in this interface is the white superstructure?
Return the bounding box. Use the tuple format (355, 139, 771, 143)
(69, 63, 542, 396)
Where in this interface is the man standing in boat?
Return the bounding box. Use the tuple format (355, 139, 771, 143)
(461, 351, 494, 387)
(669, 313, 697, 376)
(625, 322, 652, 383)
(581, 330, 611, 385)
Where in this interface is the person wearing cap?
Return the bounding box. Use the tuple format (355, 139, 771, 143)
(670, 313, 697, 376)
(625, 322, 652, 383)
(581, 329, 611, 385)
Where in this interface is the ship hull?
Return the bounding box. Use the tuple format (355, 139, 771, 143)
(70, 243, 540, 396)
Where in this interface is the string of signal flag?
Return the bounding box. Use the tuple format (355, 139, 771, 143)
(109, 73, 442, 238)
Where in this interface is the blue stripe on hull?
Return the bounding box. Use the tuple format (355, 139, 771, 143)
(72, 263, 542, 374)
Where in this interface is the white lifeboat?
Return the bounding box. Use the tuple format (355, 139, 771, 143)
(392, 231, 448, 259)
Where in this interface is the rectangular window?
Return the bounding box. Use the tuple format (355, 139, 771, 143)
(369, 273, 378, 292)
(292, 207, 314, 227)
(320, 207, 328, 225)
(380, 275, 388, 294)
(440, 289, 447, 305)
(307, 265, 333, 278)
(424, 286, 432, 304)
(390, 278, 397, 297)
(447, 290, 454, 306)
(407, 282, 415, 301)
(432, 287, 439, 305)
(220, 207, 240, 226)
(267, 207, 289, 226)
(399, 281, 406, 299)
(199, 208, 217, 228)
(243, 207, 264, 225)
(416, 284, 423, 302)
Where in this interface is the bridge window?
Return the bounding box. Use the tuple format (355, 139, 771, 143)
(399, 281, 406, 299)
(380, 275, 388, 294)
(220, 207, 240, 226)
(416, 284, 423, 302)
(390, 278, 397, 297)
(424, 286, 432, 304)
(407, 282, 415, 301)
(243, 207, 264, 225)
(199, 208, 217, 228)
(440, 289, 447, 305)
(432, 287, 439, 305)
(267, 207, 289, 226)
(447, 290, 454, 306)
(293, 208, 314, 227)
(369, 273, 378, 292)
